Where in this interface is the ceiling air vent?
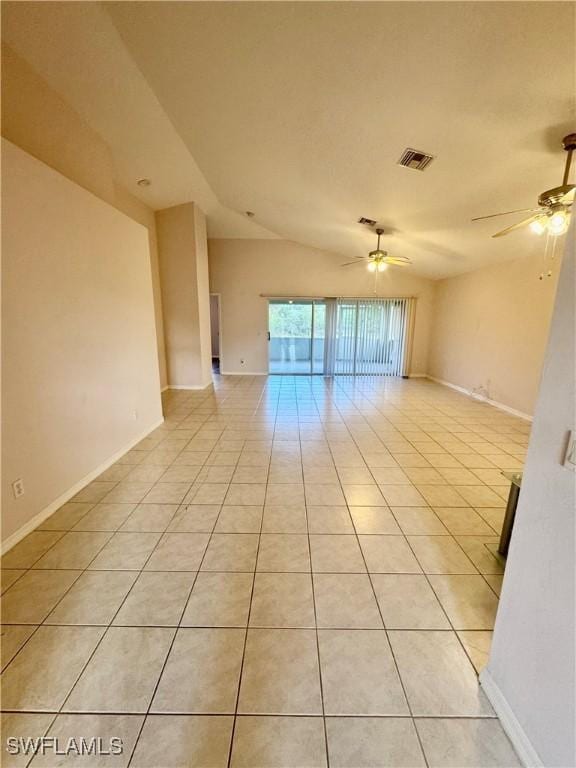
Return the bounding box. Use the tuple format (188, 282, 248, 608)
(397, 148, 434, 171)
(358, 216, 378, 226)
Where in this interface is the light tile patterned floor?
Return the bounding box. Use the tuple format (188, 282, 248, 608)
(1, 376, 526, 767)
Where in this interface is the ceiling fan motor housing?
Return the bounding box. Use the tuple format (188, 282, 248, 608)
(538, 186, 574, 207)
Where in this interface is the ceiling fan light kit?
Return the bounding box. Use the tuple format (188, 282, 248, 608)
(528, 209, 571, 237)
(529, 217, 548, 235)
(548, 209, 570, 236)
(341, 228, 412, 273)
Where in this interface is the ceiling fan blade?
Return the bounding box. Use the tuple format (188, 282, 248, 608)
(561, 186, 575, 204)
(340, 260, 364, 267)
(384, 255, 411, 263)
(472, 207, 541, 222)
(385, 258, 411, 266)
(492, 214, 541, 238)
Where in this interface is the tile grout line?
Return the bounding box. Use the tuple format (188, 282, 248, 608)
(325, 388, 431, 768)
(299, 393, 331, 768)
(225, 381, 276, 768)
(126, 429, 232, 767)
(0, 709, 500, 719)
(335, 384, 511, 691)
(13, 402, 212, 740)
(0, 518, 129, 685)
(52, 414, 202, 728)
(331, 385, 496, 692)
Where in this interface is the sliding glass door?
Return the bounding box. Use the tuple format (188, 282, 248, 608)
(312, 301, 326, 374)
(269, 297, 414, 376)
(268, 300, 325, 374)
(332, 298, 409, 375)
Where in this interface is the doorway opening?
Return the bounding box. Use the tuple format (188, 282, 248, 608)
(267, 297, 414, 376)
(209, 294, 221, 374)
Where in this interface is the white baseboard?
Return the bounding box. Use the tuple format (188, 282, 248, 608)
(427, 376, 533, 421)
(220, 371, 267, 376)
(165, 384, 212, 391)
(160, 385, 170, 393)
(480, 668, 543, 768)
(220, 371, 429, 378)
(1, 417, 165, 555)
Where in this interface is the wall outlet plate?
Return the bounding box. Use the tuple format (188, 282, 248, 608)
(12, 478, 25, 499)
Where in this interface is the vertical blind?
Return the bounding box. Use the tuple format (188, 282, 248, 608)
(324, 297, 415, 377)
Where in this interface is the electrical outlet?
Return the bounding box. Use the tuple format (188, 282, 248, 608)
(133, 409, 139, 421)
(12, 478, 25, 499)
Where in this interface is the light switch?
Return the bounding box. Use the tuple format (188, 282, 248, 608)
(563, 430, 576, 471)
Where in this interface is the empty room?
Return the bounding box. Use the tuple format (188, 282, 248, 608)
(1, 2, 574, 767)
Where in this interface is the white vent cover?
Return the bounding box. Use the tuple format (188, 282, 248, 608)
(397, 148, 434, 171)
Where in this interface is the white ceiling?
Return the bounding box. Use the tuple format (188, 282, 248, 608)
(2, 2, 574, 278)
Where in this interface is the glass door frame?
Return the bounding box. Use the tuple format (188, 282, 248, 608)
(267, 298, 326, 375)
(332, 297, 409, 376)
(267, 295, 412, 376)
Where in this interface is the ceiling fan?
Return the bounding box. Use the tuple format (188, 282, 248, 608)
(472, 133, 575, 238)
(342, 228, 411, 271)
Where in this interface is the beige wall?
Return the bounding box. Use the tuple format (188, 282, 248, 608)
(2, 140, 163, 545)
(193, 205, 213, 386)
(428, 252, 559, 416)
(208, 238, 435, 375)
(114, 184, 167, 388)
(156, 204, 212, 388)
(1, 43, 168, 388)
(483, 228, 575, 766)
(1, 43, 115, 204)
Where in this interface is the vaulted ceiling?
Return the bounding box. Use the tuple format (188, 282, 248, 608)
(2, 2, 574, 278)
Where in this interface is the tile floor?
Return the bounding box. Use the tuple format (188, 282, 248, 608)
(1, 375, 527, 767)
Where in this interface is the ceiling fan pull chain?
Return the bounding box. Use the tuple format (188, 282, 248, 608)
(540, 231, 550, 280)
(549, 234, 558, 278)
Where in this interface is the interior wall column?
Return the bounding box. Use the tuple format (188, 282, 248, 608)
(155, 202, 212, 389)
